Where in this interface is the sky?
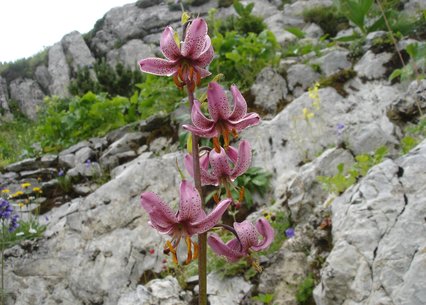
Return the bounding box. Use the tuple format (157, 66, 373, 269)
(0, 0, 133, 63)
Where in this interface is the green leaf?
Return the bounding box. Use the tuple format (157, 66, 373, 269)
(286, 27, 306, 39)
(389, 69, 402, 81)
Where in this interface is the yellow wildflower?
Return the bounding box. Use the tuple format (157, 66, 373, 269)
(308, 82, 321, 110)
(1, 189, 10, 194)
(303, 108, 314, 121)
(21, 182, 31, 189)
(32, 187, 43, 194)
(18, 202, 25, 208)
(12, 191, 24, 198)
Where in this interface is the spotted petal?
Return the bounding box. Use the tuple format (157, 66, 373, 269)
(228, 112, 261, 132)
(208, 234, 244, 262)
(251, 218, 275, 251)
(193, 36, 214, 67)
(234, 220, 259, 251)
(209, 146, 233, 179)
(191, 100, 214, 130)
(229, 85, 248, 121)
(184, 153, 218, 186)
(230, 140, 252, 180)
(139, 58, 178, 76)
(207, 82, 231, 121)
(182, 18, 208, 59)
(160, 26, 182, 61)
(140, 192, 177, 234)
(187, 198, 232, 235)
(177, 180, 206, 223)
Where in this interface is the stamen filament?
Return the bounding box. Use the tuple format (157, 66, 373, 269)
(213, 137, 221, 153)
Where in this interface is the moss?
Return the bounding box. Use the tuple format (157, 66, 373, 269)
(318, 68, 357, 97)
(370, 34, 396, 54)
(303, 6, 349, 37)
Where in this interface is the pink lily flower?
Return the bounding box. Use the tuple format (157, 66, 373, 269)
(140, 180, 231, 264)
(183, 82, 260, 150)
(184, 140, 252, 189)
(139, 18, 214, 92)
(208, 218, 274, 262)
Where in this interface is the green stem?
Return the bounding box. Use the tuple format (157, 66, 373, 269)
(187, 89, 208, 305)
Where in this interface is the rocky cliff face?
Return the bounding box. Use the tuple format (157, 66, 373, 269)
(1, 0, 426, 304)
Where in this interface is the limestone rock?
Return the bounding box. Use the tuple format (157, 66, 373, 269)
(251, 67, 289, 116)
(354, 50, 393, 80)
(314, 140, 426, 305)
(62, 31, 96, 75)
(117, 276, 189, 305)
(107, 39, 155, 70)
(5, 158, 39, 172)
(283, 0, 333, 16)
(264, 12, 304, 45)
(9, 78, 45, 120)
(0, 76, 12, 120)
(48, 42, 71, 96)
(205, 272, 252, 305)
(311, 48, 352, 76)
(34, 65, 52, 93)
(90, 3, 182, 55)
(286, 64, 321, 97)
(243, 83, 401, 183)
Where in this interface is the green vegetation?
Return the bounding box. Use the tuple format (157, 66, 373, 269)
(303, 6, 349, 37)
(37, 75, 184, 152)
(0, 49, 49, 83)
(233, 167, 272, 208)
(296, 273, 315, 305)
(400, 116, 426, 154)
(317, 146, 389, 195)
(389, 42, 426, 82)
(207, 2, 279, 90)
(69, 59, 144, 97)
(252, 293, 275, 304)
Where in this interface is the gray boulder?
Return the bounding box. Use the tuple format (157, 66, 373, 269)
(0, 76, 12, 120)
(62, 31, 96, 76)
(34, 65, 52, 93)
(314, 140, 426, 305)
(48, 42, 71, 96)
(354, 50, 393, 80)
(286, 64, 321, 97)
(311, 48, 352, 76)
(107, 39, 155, 70)
(251, 67, 289, 116)
(9, 78, 45, 120)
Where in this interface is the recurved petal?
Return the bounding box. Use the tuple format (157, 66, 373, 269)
(193, 36, 214, 67)
(177, 180, 205, 223)
(182, 18, 208, 59)
(188, 198, 232, 235)
(234, 220, 259, 251)
(191, 100, 214, 130)
(228, 112, 261, 132)
(230, 140, 252, 180)
(160, 26, 182, 61)
(194, 66, 211, 79)
(141, 192, 177, 234)
(251, 218, 275, 251)
(182, 123, 218, 139)
(139, 58, 178, 76)
(208, 234, 244, 262)
(184, 153, 218, 186)
(209, 146, 232, 180)
(229, 85, 247, 121)
(225, 145, 238, 164)
(207, 82, 231, 121)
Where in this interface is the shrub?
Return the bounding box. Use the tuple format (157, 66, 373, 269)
(303, 6, 349, 37)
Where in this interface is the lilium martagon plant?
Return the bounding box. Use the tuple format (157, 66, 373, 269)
(208, 217, 274, 271)
(183, 82, 260, 151)
(138, 17, 214, 93)
(140, 180, 231, 264)
(184, 140, 252, 200)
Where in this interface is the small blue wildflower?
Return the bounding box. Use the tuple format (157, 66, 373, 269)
(285, 228, 295, 239)
(0, 198, 19, 232)
(85, 159, 91, 168)
(9, 214, 19, 232)
(58, 169, 65, 177)
(336, 123, 345, 135)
